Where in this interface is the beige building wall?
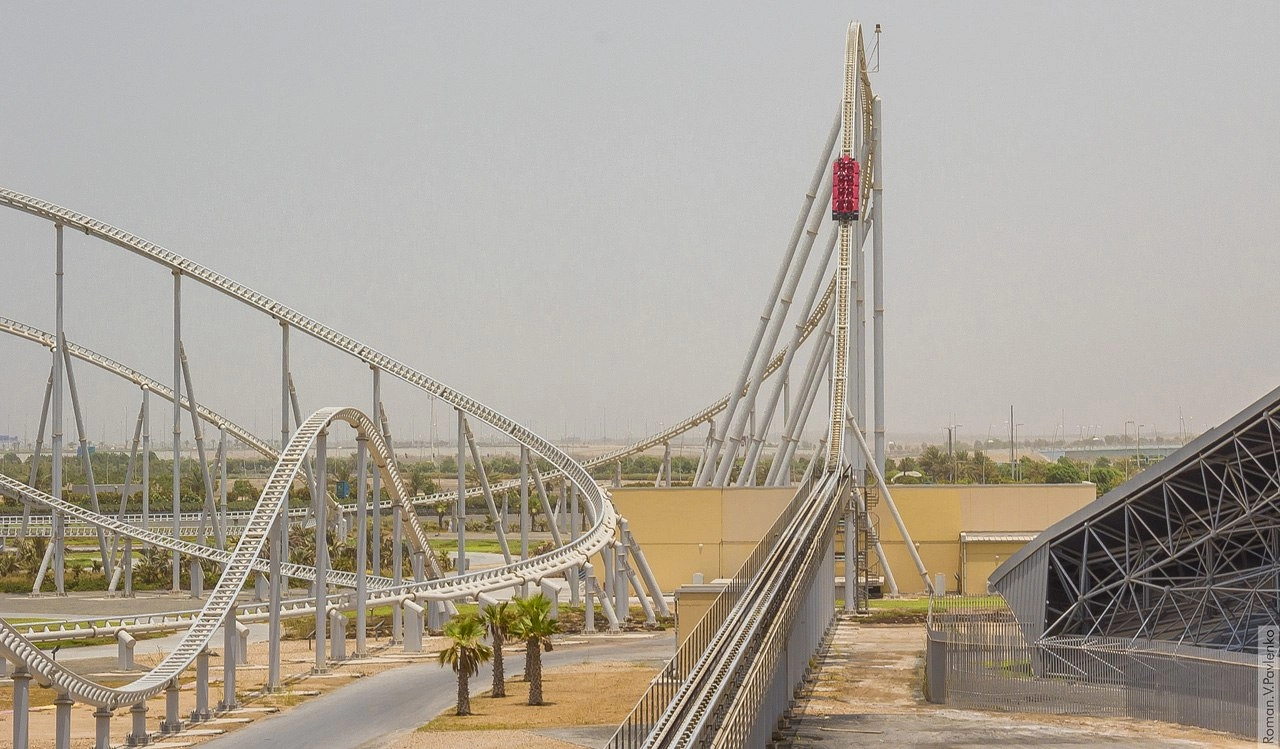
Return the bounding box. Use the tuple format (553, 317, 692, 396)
(873, 484, 1096, 595)
(960, 540, 1028, 595)
(609, 486, 793, 592)
(611, 483, 1095, 599)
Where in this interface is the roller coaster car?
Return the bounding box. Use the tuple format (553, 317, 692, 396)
(831, 156, 860, 221)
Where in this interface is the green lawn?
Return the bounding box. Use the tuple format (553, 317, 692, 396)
(426, 538, 508, 555)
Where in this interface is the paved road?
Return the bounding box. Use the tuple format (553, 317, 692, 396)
(200, 631, 674, 749)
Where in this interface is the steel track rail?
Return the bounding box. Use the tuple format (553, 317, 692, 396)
(704, 486, 841, 746)
(634, 472, 842, 747)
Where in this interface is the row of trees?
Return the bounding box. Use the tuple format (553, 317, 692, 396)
(886, 447, 1131, 496)
(439, 594, 558, 715)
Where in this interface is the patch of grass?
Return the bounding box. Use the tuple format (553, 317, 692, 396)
(0, 676, 133, 711)
(34, 630, 169, 650)
(831, 595, 1007, 624)
(427, 538, 507, 555)
(868, 597, 931, 612)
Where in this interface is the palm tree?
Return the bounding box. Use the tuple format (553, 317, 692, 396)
(480, 601, 516, 698)
(436, 614, 492, 716)
(509, 594, 557, 706)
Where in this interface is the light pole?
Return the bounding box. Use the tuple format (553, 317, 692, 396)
(1008, 406, 1016, 480)
(1136, 424, 1144, 469)
(1012, 422, 1024, 481)
(1124, 421, 1136, 477)
(944, 422, 962, 482)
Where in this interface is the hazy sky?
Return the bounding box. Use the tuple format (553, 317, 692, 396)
(1, 2, 1277, 450)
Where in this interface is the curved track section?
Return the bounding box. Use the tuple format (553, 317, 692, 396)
(0, 188, 622, 709)
(0, 187, 620, 586)
(0, 316, 506, 532)
(0, 188, 607, 517)
(0, 315, 276, 460)
(0, 406, 617, 708)
(1, 187, 827, 490)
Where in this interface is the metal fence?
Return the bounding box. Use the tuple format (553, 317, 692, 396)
(925, 595, 1260, 739)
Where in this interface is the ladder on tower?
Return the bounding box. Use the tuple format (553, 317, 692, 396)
(852, 484, 881, 612)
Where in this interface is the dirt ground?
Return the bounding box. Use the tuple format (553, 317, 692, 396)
(391, 661, 658, 749)
(422, 661, 657, 732)
(789, 619, 1256, 748)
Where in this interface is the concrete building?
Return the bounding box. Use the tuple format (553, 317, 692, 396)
(610, 482, 1097, 597)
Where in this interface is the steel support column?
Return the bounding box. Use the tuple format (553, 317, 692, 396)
(457, 407, 467, 575)
(355, 434, 369, 657)
(871, 95, 886, 474)
(53, 225, 66, 595)
(314, 427, 328, 673)
(12, 666, 31, 749)
(171, 270, 182, 592)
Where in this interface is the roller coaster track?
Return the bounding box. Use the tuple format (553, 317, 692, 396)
(0, 316, 523, 533)
(0, 406, 618, 708)
(0, 186, 628, 714)
(610, 471, 844, 747)
(0, 21, 875, 737)
(0, 316, 276, 460)
(0, 189, 604, 508)
(1, 263, 830, 522)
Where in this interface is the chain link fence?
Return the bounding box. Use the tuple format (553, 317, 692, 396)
(925, 595, 1259, 739)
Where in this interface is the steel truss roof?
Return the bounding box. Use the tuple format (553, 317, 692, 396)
(992, 384, 1280, 652)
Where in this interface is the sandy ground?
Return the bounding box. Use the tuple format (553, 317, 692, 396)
(388, 729, 583, 749)
(388, 661, 659, 749)
(789, 619, 1255, 748)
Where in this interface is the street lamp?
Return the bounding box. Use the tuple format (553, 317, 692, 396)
(1136, 423, 1144, 469)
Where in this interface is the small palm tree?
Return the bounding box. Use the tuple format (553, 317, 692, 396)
(509, 594, 557, 706)
(437, 614, 492, 716)
(480, 601, 516, 698)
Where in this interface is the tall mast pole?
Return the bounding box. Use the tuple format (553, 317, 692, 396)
(828, 22, 862, 471)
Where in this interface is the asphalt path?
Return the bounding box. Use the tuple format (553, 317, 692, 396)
(200, 631, 674, 749)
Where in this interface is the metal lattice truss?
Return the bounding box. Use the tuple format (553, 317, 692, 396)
(993, 385, 1280, 652)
